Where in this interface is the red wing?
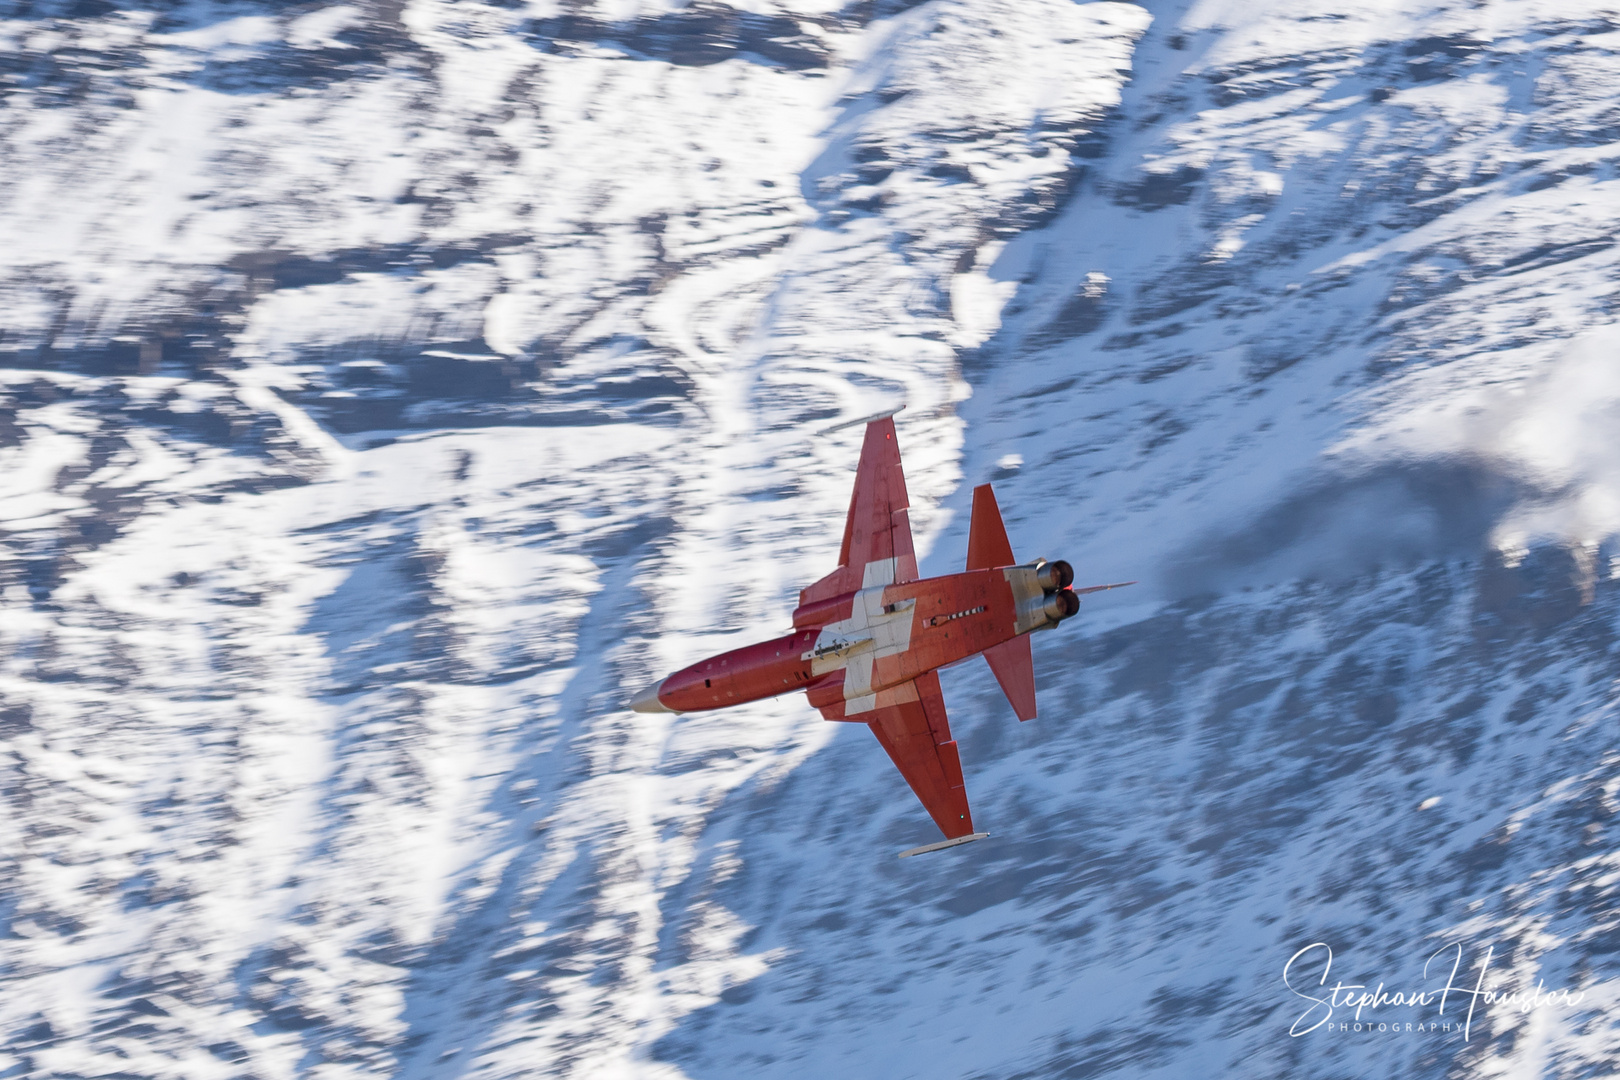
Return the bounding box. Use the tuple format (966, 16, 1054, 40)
(800, 416, 918, 605)
(862, 670, 975, 840)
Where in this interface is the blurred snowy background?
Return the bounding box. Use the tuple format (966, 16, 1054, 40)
(5, 0, 1620, 1076)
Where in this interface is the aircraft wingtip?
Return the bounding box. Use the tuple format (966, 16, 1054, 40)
(816, 404, 906, 436)
(898, 832, 990, 858)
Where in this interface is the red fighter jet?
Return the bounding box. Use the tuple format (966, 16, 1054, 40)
(632, 416, 1132, 857)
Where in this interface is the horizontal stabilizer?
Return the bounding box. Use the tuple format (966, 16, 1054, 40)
(899, 832, 989, 858)
(966, 484, 1015, 571)
(983, 634, 1037, 721)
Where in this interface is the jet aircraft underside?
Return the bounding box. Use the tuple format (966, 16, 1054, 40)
(632, 416, 1131, 855)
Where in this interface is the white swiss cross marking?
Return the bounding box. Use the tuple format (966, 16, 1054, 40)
(806, 578, 917, 714)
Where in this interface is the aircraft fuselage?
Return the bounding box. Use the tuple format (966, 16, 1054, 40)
(648, 564, 1060, 719)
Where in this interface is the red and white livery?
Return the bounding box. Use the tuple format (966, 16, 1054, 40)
(632, 417, 1132, 857)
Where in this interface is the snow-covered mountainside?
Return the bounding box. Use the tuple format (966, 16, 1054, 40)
(5, 0, 1620, 1076)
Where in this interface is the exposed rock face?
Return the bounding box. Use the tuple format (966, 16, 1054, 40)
(4, 2, 1620, 1078)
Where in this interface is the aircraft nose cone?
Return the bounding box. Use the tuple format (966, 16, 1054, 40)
(630, 679, 674, 714)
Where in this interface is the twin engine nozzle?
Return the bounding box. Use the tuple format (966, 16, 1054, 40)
(1035, 559, 1080, 621)
(1035, 559, 1073, 592)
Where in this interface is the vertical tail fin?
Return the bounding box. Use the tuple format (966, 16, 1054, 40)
(966, 484, 1016, 571)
